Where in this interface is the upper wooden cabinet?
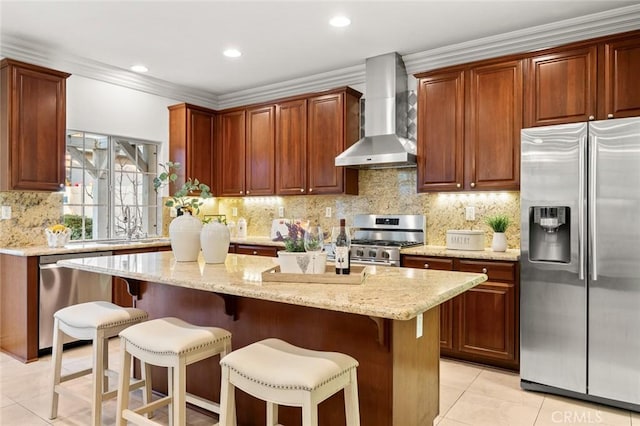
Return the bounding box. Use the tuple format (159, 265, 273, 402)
(524, 46, 598, 127)
(168, 103, 216, 194)
(416, 59, 522, 192)
(0, 59, 70, 191)
(275, 99, 308, 195)
(601, 34, 640, 119)
(245, 105, 275, 196)
(307, 89, 360, 195)
(217, 110, 246, 196)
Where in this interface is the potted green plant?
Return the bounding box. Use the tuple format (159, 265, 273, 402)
(153, 161, 215, 262)
(486, 214, 511, 252)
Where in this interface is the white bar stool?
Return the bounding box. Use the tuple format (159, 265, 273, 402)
(49, 301, 149, 426)
(219, 338, 360, 426)
(116, 316, 232, 426)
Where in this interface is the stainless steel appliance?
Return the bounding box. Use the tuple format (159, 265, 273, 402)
(325, 214, 425, 266)
(39, 251, 113, 350)
(520, 117, 640, 411)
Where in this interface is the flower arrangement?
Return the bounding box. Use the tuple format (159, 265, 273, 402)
(273, 221, 307, 252)
(486, 214, 511, 233)
(153, 161, 212, 215)
(45, 224, 71, 247)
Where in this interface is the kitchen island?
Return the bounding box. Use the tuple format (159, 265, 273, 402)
(59, 251, 486, 426)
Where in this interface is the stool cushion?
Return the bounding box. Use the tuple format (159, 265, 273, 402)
(54, 301, 147, 330)
(119, 317, 231, 355)
(220, 338, 358, 391)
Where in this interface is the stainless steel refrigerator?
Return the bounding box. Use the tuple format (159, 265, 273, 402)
(520, 117, 640, 411)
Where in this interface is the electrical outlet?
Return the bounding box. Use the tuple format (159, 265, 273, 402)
(278, 206, 285, 218)
(1, 206, 11, 220)
(232, 207, 238, 217)
(325, 207, 332, 218)
(169, 207, 177, 218)
(465, 206, 475, 221)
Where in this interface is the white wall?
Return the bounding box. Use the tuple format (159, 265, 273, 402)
(66, 75, 182, 162)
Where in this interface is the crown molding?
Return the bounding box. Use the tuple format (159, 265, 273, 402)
(2, 4, 639, 109)
(402, 4, 640, 75)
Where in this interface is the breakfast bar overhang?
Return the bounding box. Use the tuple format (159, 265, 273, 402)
(59, 252, 486, 426)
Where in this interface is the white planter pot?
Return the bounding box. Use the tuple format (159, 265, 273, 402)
(277, 251, 327, 274)
(491, 232, 508, 252)
(201, 221, 230, 264)
(169, 213, 202, 262)
(45, 229, 70, 248)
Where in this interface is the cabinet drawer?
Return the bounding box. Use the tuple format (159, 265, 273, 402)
(236, 244, 278, 257)
(402, 255, 454, 270)
(457, 260, 515, 282)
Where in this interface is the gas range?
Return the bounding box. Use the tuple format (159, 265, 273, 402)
(325, 214, 425, 267)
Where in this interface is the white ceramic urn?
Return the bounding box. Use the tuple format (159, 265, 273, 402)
(169, 212, 202, 261)
(201, 221, 231, 263)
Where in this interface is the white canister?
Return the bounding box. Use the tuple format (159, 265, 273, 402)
(237, 218, 247, 238)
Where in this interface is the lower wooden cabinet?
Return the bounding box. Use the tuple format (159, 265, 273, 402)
(401, 255, 519, 370)
(234, 244, 278, 257)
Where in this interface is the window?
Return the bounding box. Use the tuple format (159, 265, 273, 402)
(64, 130, 161, 241)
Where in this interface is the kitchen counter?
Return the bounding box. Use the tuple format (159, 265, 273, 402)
(58, 251, 485, 425)
(59, 251, 486, 320)
(401, 244, 520, 261)
(0, 236, 285, 257)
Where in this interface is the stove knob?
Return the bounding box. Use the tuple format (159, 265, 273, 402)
(369, 250, 377, 258)
(381, 251, 390, 259)
(356, 249, 364, 257)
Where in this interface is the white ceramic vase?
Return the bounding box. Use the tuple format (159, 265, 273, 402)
(277, 251, 327, 274)
(169, 212, 202, 261)
(491, 232, 508, 252)
(201, 221, 231, 264)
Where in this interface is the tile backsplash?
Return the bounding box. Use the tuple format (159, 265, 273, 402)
(4, 169, 521, 250)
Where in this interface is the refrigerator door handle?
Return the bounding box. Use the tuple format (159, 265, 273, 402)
(579, 135, 586, 281)
(589, 134, 598, 281)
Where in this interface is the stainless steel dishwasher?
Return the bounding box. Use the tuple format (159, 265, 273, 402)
(39, 251, 113, 350)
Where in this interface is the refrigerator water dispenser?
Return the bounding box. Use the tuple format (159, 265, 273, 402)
(529, 206, 570, 263)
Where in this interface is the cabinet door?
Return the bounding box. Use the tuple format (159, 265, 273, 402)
(401, 255, 455, 350)
(525, 46, 597, 126)
(245, 105, 275, 195)
(466, 60, 522, 191)
(276, 99, 308, 195)
(417, 70, 465, 192)
(2, 62, 68, 191)
(602, 36, 640, 119)
(188, 108, 215, 190)
(307, 93, 353, 194)
(456, 260, 517, 363)
(217, 110, 246, 196)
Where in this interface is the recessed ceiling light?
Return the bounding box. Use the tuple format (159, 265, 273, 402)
(130, 64, 148, 73)
(223, 48, 242, 58)
(329, 15, 351, 28)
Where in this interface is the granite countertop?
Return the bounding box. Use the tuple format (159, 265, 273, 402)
(58, 251, 487, 321)
(0, 236, 286, 257)
(401, 245, 520, 261)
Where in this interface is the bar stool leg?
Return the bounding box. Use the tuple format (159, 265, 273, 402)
(266, 402, 278, 426)
(172, 360, 187, 426)
(102, 339, 109, 393)
(92, 330, 105, 426)
(344, 369, 360, 426)
(141, 360, 153, 418)
(49, 318, 64, 420)
(219, 366, 237, 426)
(116, 340, 132, 426)
(301, 395, 318, 426)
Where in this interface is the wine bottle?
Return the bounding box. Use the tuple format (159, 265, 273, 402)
(335, 218, 351, 275)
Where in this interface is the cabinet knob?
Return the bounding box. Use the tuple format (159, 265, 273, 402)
(470, 182, 476, 188)
(482, 267, 488, 274)
(456, 183, 461, 188)
(608, 113, 614, 119)
(252, 251, 258, 255)
(589, 115, 595, 121)
(59, 183, 64, 188)
(300, 188, 304, 193)
(240, 191, 243, 195)
(309, 188, 313, 192)
(424, 263, 430, 269)
(246, 190, 250, 194)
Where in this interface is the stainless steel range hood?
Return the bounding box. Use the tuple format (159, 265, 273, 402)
(335, 52, 416, 169)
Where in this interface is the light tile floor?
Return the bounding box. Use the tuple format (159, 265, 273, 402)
(1, 339, 638, 425)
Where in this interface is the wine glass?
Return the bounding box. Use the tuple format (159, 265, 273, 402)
(304, 226, 324, 273)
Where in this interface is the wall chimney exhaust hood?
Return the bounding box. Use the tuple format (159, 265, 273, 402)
(335, 52, 416, 169)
